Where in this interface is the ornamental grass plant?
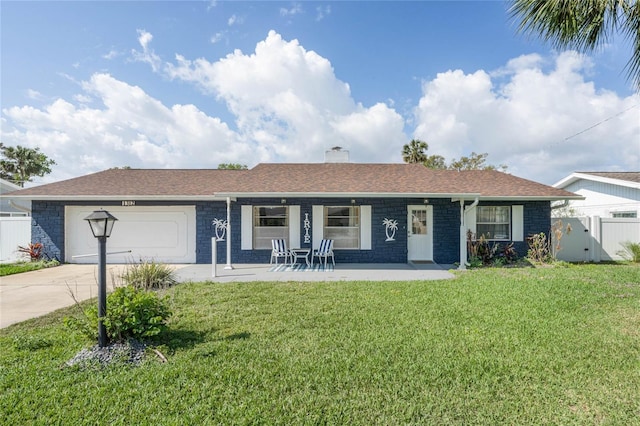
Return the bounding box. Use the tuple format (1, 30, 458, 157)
(120, 258, 178, 290)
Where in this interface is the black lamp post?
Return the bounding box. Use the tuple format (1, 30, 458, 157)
(84, 209, 118, 347)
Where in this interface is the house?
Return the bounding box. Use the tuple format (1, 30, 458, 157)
(552, 172, 640, 218)
(5, 155, 580, 268)
(1, 178, 32, 263)
(0, 178, 30, 216)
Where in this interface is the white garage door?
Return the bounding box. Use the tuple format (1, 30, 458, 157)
(66, 206, 196, 264)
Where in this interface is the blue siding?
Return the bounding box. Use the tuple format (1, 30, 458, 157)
(31, 198, 551, 265)
(471, 201, 552, 259)
(31, 202, 65, 261)
(433, 199, 461, 264)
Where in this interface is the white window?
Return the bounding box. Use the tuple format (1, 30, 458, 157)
(253, 206, 288, 249)
(476, 206, 511, 240)
(324, 206, 360, 249)
(612, 211, 637, 218)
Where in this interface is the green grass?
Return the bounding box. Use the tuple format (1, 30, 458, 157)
(1, 264, 639, 424)
(0, 260, 59, 276)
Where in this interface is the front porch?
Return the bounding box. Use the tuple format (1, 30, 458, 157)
(173, 262, 456, 283)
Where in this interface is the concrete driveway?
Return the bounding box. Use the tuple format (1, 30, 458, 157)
(1, 263, 455, 329)
(0, 264, 132, 329)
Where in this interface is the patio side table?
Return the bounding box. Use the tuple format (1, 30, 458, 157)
(290, 249, 310, 266)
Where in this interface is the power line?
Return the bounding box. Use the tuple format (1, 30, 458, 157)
(563, 103, 639, 141)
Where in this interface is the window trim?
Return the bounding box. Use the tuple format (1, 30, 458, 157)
(323, 205, 360, 250)
(476, 206, 511, 241)
(252, 206, 289, 250)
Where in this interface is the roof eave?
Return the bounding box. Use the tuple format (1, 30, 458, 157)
(476, 195, 585, 201)
(6, 195, 230, 201)
(554, 172, 640, 190)
(214, 192, 483, 199)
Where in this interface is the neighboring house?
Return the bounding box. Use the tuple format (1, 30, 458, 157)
(5, 155, 579, 267)
(553, 172, 640, 218)
(0, 178, 30, 216)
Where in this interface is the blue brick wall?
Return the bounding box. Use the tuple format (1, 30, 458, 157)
(212, 197, 463, 264)
(196, 201, 229, 264)
(31, 198, 551, 266)
(31, 202, 65, 261)
(522, 200, 552, 255)
(433, 199, 461, 264)
(470, 201, 551, 259)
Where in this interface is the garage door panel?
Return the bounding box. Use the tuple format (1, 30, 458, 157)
(111, 219, 181, 248)
(66, 206, 196, 264)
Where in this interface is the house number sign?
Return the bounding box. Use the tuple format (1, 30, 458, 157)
(121, 201, 136, 206)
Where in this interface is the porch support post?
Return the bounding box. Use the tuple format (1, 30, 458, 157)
(225, 196, 233, 270)
(458, 199, 467, 271)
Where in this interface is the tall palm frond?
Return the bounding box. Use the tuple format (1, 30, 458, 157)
(510, 0, 640, 90)
(402, 139, 429, 164)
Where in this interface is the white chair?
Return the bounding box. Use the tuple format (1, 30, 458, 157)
(270, 239, 291, 265)
(311, 239, 335, 268)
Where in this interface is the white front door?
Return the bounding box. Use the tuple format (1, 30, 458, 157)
(407, 205, 433, 262)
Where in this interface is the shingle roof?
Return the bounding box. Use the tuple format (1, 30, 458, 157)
(5, 163, 579, 200)
(3, 169, 249, 198)
(578, 172, 640, 184)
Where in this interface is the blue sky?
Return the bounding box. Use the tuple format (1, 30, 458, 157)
(2, 1, 638, 186)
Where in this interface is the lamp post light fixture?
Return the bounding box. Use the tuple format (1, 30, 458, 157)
(84, 209, 118, 347)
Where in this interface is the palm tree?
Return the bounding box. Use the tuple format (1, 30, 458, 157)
(401, 139, 429, 164)
(0, 143, 56, 187)
(510, 0, 640, 90)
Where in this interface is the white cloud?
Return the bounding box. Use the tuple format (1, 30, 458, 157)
(1, 74, 251, 182)
(227, 14, 244, 26)
(2, 32, 637, 188)
(102, 49, 120, 60)
(210, 32, 226, 44)
(26, 89, 42, 100)
(414, 51, 640, 183)
(131, 29, 162, 72)
(280, 3, 303, 17)
(164, 30, 404, 163)
(316, 5, 331, 21)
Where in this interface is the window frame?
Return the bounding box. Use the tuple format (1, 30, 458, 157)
(476, 206, 511, 241)
(252, 206, 289, 249)
(612, 211, 637, 218)
(323, 206, 360, 250)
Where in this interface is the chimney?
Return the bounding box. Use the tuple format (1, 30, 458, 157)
(325, 146, 350, 163)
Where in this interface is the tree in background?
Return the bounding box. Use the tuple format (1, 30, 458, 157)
(422, 154, 448, 170)
(401, 139, 428, 164)
(0, 143, 56, 187)
(448, 152, 507, 171)
(401, 140, 507, 171)
(218, 163, 248, 170)
(510, 0, 640, 90)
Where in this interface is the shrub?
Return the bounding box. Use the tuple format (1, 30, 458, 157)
(527, 232, 552, 263)
(467, 231, 518, 267)
(617, 241, 640, 263)
(65, 285, 172, 343)
(17, 243, 43, 261)
(121, 259, 177, 290)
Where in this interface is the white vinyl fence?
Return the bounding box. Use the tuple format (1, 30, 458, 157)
(0, 216, 31, 263)
(552, 217, 640, 262)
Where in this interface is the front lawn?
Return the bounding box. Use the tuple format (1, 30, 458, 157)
(1, 264, 639, 424)
(0, 259, 59, 276)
